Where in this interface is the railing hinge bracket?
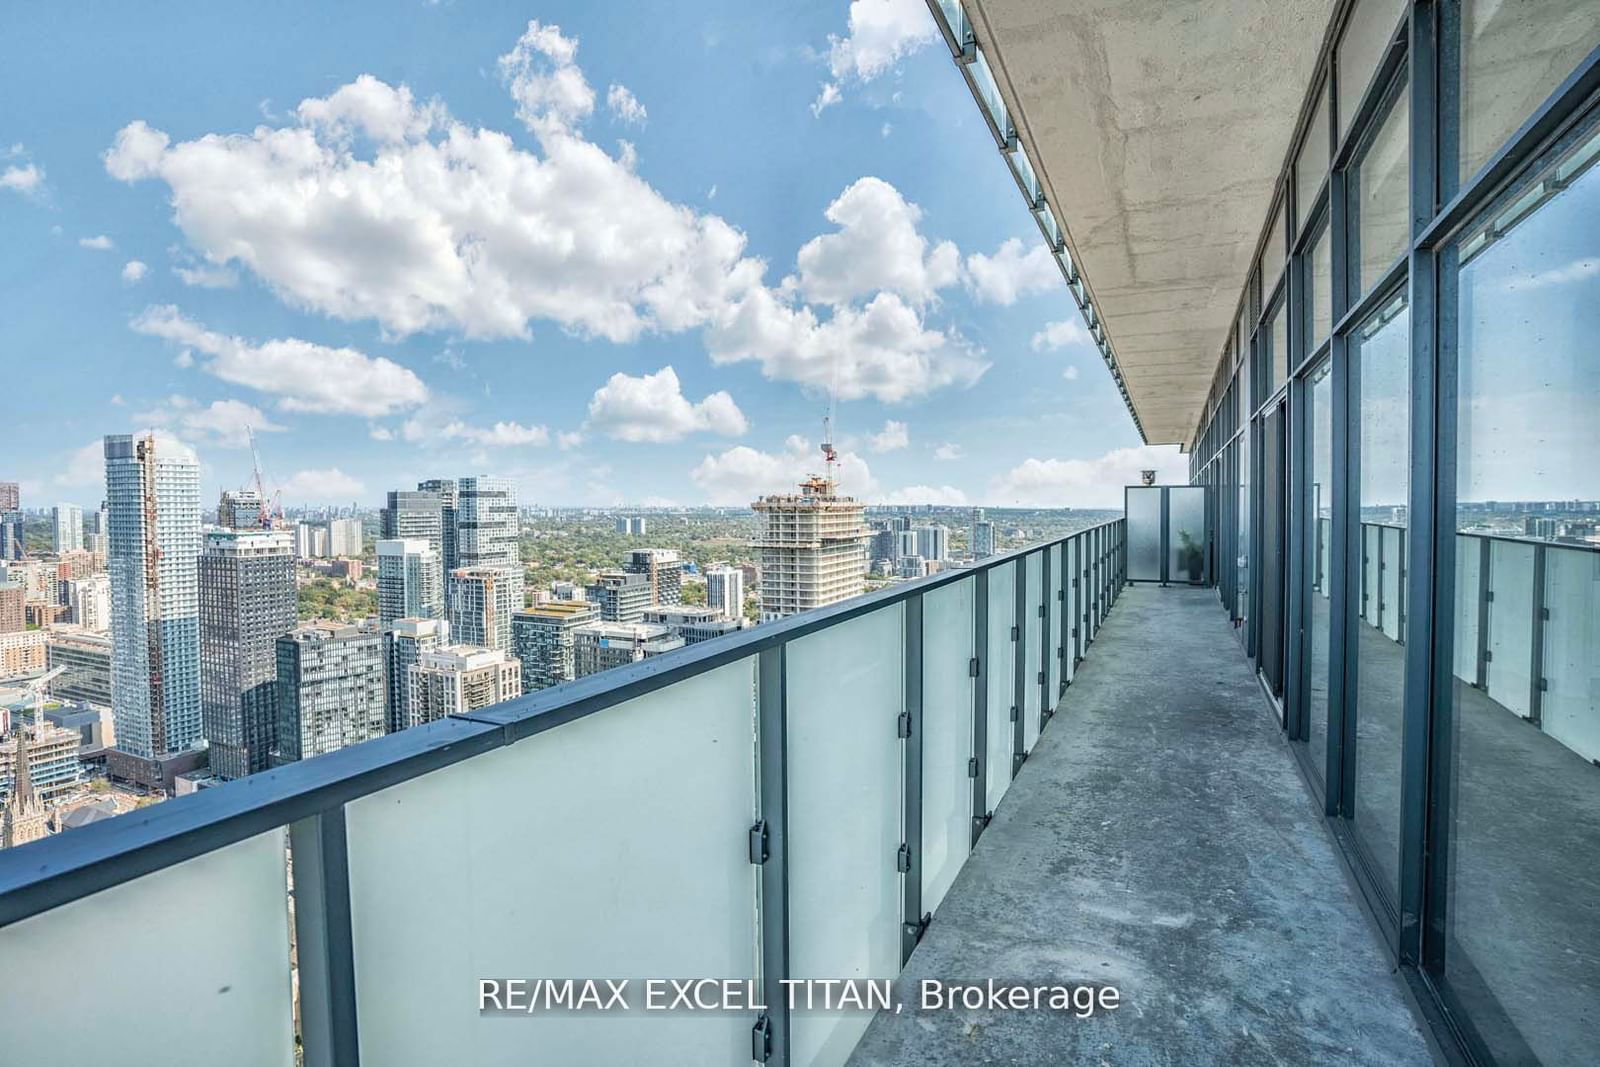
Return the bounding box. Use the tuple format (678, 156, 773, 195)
(1008, 704, 1018, 722)
(1011, 625, 1020, 641)
(967, 757, 979, 778)
(897, 711, 912, 738)
(752, 1014, 773, 1062)
(896, 843, 912, 873)
(968, 657, 980, 677)
(748, 820, 769, 865)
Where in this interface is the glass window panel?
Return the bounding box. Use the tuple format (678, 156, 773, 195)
(1262, 200, 1287, 289)
(1445, 120, 1600, 1066)
(0, 832, 294, 1066)
(921, 577, 974, 915)
(1452, 533, 1482, 686)
(1237, 422, 1251, 635)
(1379, 525, 1406, 643)
(1353, 84, 1410, 296)
(1352, 291, 1408, 906)
(1295, 84, 1331, 232)
(1310, 223, 1333, 349)
(1540, 546, 1600, 763)
(786, 609, 904, 1065)
(1338, 0, 1407, 139)
(985, 563, 1016, 812)
(1269, 299, 1288, 394)
(1168, 487, 1206, 583)
(1126, 488, 1162, 581)
(1459, 0, 1600, 186)
(1305, 359, 1333, 784)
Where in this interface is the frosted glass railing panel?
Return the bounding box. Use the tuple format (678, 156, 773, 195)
(1380, 526, 1405, 641)
(1541, 547, 1600, 762)
(1363, 525, 1382, 627)
(1048, 543, 1064, 703)
(1127, 488, 1162, 581)
(787, 606, 904, 1067)
(1317, 518, 1333, 599)
(986, 564, 1016, 812)
(1169, 487, 1206, 584)
(922, 578, 974, 914)
(0, 831, 293, 1066)
(345, 660, 759, 1067)
(1023, 551, 1043, 750)
(970, 50, 1007, 132)
(1454, 534, 1482, 684)
(933, 0, 965, 38)
(1486, 541, 1534, 719)
(1011, 145, 1040, 203)
(1064, 539, 1078, 678)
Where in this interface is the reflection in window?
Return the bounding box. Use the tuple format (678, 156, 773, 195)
(1445, 120, 1599, 1066)
(1353, 82, 1410, 296)
(1310, 224, 1332, 350)
(1351, 290, 1408, 907)
(1295, 84, 1331, 231)
(1305, 358, 1332, 781)
(1338, 0, 1407, 140)
(1458, 0, 1600, 186)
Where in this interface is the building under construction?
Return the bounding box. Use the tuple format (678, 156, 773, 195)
(751, 475, 867, 622)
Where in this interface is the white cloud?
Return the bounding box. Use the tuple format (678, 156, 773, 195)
(880, 484, 968, 506)
(133, 395, 286, 449)
(121, 260, 148, 283)
(79, 234, 114, 251)
(587, 366, 748, 442)
(173, 261, 239, 289)
(369, 425, 395, 441)
(1031, 318, 1090, 351)
(441, 420, 550, 447)
(0, 163, 43, 195)
(707, 288, 987, 403)
(810, 82, 842, 117)
(795, 177, 958, 306)
(606, 83, 647, 125)
(1063, 365, 1080, 381)
(55, 441, 108, 488)
(965, 238, 1062, 306)
(499, 20, 595, 133)
(816, 0, 937, 110)
(866, 419, 908, 452)
(933, 442, 963, 461)
(1506, 258, 1599, 291)
(988, 445, 1188, 508)
(691, 436, 875, 506)
(556, 430, 583, 450)
(279, 468, 367, 503)
(130, 305, 428, 417)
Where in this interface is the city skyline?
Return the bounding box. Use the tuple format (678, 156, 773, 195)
(1, 1, 1186, 512)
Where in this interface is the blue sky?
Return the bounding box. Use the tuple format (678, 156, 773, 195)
(1, 0, 1183, 511)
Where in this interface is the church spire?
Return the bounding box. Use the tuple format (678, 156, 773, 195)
(3, 723, 51, 850)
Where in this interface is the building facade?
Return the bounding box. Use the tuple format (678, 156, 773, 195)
(217, 488, 265, 530)
(407, 645, 521, 725)
(640, 605, 744, 645)
(447, 566, 521, 651)
(0, 631, 46, 678)
(751, 476, 867, 621)
(585, 570, 651, 623)
(199, 529, 297, 780)
(704, 565, 744, 620)
(46, 628, 112, 707)
(51, 503, 83, 554)
(105, 433, 203, 781)
(377, 538, 443, 626)
(415, 479, 459, 571)
(511, 601, 597, 692)
(455, 476, 518, 572)
(622, 548, 682, 605)
(64, 573, 111, 632)
(0, 581, 21, 633)
(572, 621, 684, 678)
(383, 617, 450, 732)
(274, 622, 386, 765)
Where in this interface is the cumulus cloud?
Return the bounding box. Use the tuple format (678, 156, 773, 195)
(815, 0, 937, 112)
(440, 420, 550, 447)
(130, 305, 428, 417)
(133, 395, 285, 449)
(964, 238, 1061, 305)
(279, 468, 367, 503)
(173, 261, 239, 289)
(988, 445, 1188, 508)
(606, 83, 647, 125)
(1506, 258, 1599, 291)
(865, 420, 908, 452)
(810, 82, 842, 117)
(55, 441, 110, 489)
(121, 260, 148, 283)
(79, 234, 114, 251)
(691, 435, 875, 506)
(795, 177, 958, 306)
(500, 20, 595, 133)
(880, 484, 968, 506)
(1031, 318, 1091, 351)
(1063, 365, 1080, 381)
(0, 162, 43, 195)
(587, 366, 747, 442)
(933, 442, 963, 461)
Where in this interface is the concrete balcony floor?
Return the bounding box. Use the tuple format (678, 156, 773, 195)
(850, 585, 1431, 1066)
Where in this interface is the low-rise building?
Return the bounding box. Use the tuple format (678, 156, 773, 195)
(0, 631, 46, 678)
(46, 628, 112, 707)
(572, 621, 684, 678)
(408, 645, 522, 724)
(641, 606, 746, 645)
(511, 601, 598, 692)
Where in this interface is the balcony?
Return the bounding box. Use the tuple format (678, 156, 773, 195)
(0, 520, 1435, 1065)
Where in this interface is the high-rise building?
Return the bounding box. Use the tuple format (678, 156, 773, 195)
(64, 573, 111, 632)
(913, 524, 950, 563)
(641, 605, 744, 645)
(199, 530, 297, 780)
(0, 482, 17, 512)
(972, 519, 996, 560)
(752, 477, 867, 622)
(0, 581, 22, 633)
(86, 504, 109, 557)
(0, 630, 46, 677)
(585, 570, 652, 623)
(105, 433, 203, 785)
(0, 511, 23, 562)
(325, 517, 363, 558)
(1, 726, 52, 850)
(705, 566, 745, 620)
(615, 516, 647, 535)
(377, 539, 443, 626)
(869, 527, 898, 563)
(407, 645, 521, 725)
(382, 489, 445, 558)
(274, 622, 386, 766)
(383, 617, 450, 732)
(897, 530, 919, 559)
(46, 628, 113, 707)
(415, 479, 459, 571)
(448, 566, 522, 651)
(572, 621, 684, 678)
(511, 601, 597, 692)
(51, 503, 83, 554)
(623, 548, 682, 605)
(218, 488, 264, 530)
(456, 476, 518, 571)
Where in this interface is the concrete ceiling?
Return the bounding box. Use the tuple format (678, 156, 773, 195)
(968, 0, 1336, 444)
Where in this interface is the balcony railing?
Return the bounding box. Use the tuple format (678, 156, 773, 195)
(0, 519, 1125, 1067)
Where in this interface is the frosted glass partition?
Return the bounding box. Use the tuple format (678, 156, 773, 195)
(1048, 543, 1064, 702)
(1541, 546, 1600, 762)
(345, 660, 760, 1066)
(1453, 534, 1482, 685)
(1168, 487, 1207, 584)
(1363, 525, 1382, 627)
(1318, 518, 1333, 599)
(1126, 488, 1162, 580)
(1380, 526, 1404, 641)
(986, 564, 1016, 812)
(1486, 541, 1534, 718)
(922, 578, 974, 913)
(786, 606, 904, 1066)
(0, 832, 294, 1066)
(1023, 551, 1043, 750)
(1064, 538, 1078, 675)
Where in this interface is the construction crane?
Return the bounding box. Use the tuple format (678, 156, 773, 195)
(244, 425, 284, 528)
(16, 666, 66, 735)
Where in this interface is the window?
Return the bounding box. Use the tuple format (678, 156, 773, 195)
(1352, 80, 1410, 297)
(1458, 0, 1600, 187)
(1268, 298, 1287, 395)
(1443, 117, 1600, 1066)
(1303, 357, 1333, 783)
(1295, 83, 1331, 230)
(1261, 200, 1286, 291)
(1338, 0, 1407, 140)
(1309, 222, 1332, 351)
